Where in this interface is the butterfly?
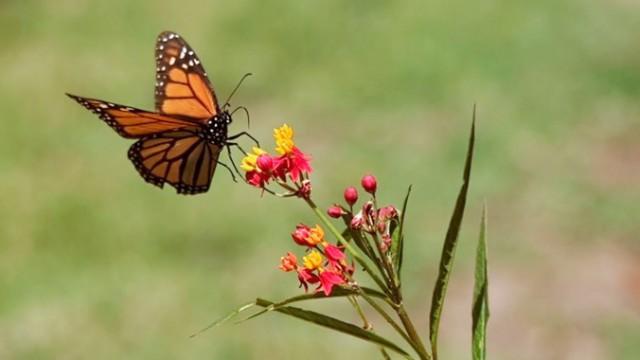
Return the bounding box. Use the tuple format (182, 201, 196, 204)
(67, 31, 255, 195)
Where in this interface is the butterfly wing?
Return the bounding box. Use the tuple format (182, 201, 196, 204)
(67, 93, 198, 138)
(128, 129, 221, 194)
(155, 31, 221, 121)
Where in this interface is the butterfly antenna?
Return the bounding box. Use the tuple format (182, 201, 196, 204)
(223, 72, 252, 108)
(231, 106, 251, 128)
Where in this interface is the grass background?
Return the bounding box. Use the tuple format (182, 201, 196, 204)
(1, 0, 639, 358)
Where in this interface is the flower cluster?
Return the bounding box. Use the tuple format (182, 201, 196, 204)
(328, 175, 399, 253)
(278, 224, 353, 296)
(241, 124, 312, 196)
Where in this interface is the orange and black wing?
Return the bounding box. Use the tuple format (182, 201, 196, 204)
(128, 129, 221, 194)
(155, 31, 220, 121)
(67, 93, 198, 139)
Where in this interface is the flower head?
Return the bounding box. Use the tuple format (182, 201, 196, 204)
(274, 124, 295, 155)
(327, 204, 345, 218)
(241, 147, 267, 172)
(318, 270, 344, 296)
(307, 225, 325, 246)
(303, 250, 323, 270)
(274, 147, 312, 182)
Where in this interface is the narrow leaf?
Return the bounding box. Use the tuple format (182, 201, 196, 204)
(472, 204, 489, 360)
(190, 302, 256, 337)
(429, 107, 476, 360)
(255, 298, 410, 356)
(240, 286, 389, 322)
(392, 185, 412, 282)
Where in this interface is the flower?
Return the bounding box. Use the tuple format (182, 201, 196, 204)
(361, 174, 377, 194)
(274, 124, 295, 155)
(242, 147, 272, 188)
(344, 186, 358, 206)
(327, 204, 345, 218)
(241, 147, 267, 172)
(307, 225, 324, 246)
(274, 147, 312, 182)
(256, 153, 274, 173)
(318, 270, 344, 296)
(303, 250, 323, 270)
(324, 244, 345, 263)
(291, 224, 311, 246)
(297, 268, 319, 292)
(279, 252, 298, 272)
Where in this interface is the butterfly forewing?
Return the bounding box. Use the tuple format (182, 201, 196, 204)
(128, 129, 221, 194)
(66, 94, 198, 138)
(155, 31, 220, 121)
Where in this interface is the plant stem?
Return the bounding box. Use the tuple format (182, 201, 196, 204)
(397, 304, 431, 360)
(347, 296, 392, 359)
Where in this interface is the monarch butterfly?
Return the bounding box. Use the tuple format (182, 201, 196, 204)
(67, 31, 254, 195)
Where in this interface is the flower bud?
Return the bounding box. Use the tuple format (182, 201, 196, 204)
(380, 234, 392, 253)
(297, 179, 312, 199)
(361, 174, 377, 194)
(291, 224, 311, 246)
(350, 211, 365, 230)
(344, 186, 358, 206)
(256, 154, 273, 173)
(327, 204, 345, 218)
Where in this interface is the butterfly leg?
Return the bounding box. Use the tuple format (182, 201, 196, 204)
(215, 157, 238, 183)
(227, 131, 260, 148)
(225, 144, 247, 182)
(227, 142, 248, 156)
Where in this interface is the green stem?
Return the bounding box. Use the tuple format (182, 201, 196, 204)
(358, 290, 413, 347)
(347, 296, 392, 359)
(304, 197, 390, 296)
(397, 304, 431, 360)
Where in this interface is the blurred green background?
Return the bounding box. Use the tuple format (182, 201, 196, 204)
(1, 0, 639, 359)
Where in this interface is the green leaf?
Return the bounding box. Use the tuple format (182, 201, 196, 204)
(472, 204, 489, 360)
(190, 302, 256, 337)
(429, 107, 476, 360)
(391, 185, 412, 283)
(240, 286, 389, 322)
(255, 298, 410, 357)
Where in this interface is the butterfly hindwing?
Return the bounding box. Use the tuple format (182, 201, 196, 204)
(128, 129, 221, 194)
(67, 93, 198, 138)
(155, 31, 220, 121)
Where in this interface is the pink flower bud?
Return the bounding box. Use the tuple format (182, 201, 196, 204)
(291, 224, 311, 246)
(296, 179, 312, 199)
(350, 212, 365, 230)
(344, 186, 358, 206)
(327, 205, 345, 218)
(380, 234, 392, 253)
(256, 154, 273, 172)
(361, 174, 377, 194)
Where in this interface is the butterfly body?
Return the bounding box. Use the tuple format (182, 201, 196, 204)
(67, 31, 250, 195)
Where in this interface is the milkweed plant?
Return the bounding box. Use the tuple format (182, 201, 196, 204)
(196, 109, 488, 360)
